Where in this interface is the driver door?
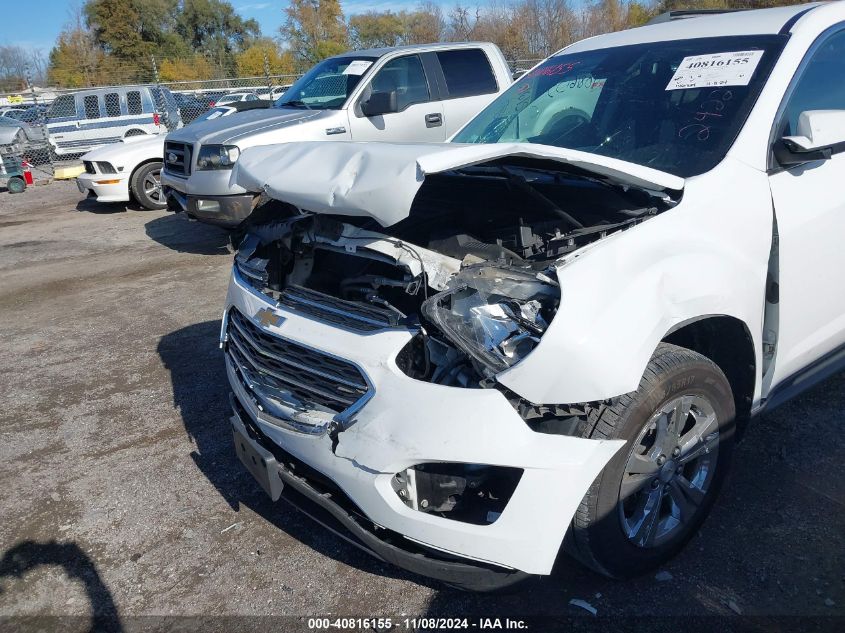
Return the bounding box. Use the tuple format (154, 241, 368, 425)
(767, 26, 845, 387)
(348, 54, 445, 143)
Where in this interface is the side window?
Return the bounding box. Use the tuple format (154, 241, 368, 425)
(369, 55, 430, 111)
(436, 49, 498, 99)
(127, 91, 142, 115)
(83, 95, 101, 119)
(104, 92, 121, 117)
(780, 29, 845, 136)
(47, 94, 76, 118)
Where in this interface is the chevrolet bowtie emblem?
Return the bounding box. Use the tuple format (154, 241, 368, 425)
(255, 307, 285, 328)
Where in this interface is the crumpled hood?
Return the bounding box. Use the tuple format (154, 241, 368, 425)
(233, 141, 685, 227)
(164, 107, 332, 146)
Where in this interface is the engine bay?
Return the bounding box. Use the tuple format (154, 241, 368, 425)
(236, 160, 676, 406)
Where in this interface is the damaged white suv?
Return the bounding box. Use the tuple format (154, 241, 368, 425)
(221, 3, 845, 589)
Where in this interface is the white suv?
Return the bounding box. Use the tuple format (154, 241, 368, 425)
(219, 3, 845, 589)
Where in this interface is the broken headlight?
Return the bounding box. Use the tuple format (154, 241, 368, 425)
(422, 265, 559, 376)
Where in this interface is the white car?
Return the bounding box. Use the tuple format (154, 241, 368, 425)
(76, 103, 269, 209)
(214, 92, 260, 106)
(220, 2, 845, 589)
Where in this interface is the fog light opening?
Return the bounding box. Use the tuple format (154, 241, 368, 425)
(392, 462, 522, 525)
(196, 199, 221, 213)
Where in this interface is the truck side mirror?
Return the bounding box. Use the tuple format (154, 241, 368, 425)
(775, 109, 845, 167)
(361, 90, 399, 117)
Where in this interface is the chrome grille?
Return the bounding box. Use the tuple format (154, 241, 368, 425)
(279, 285, 400, 333)
(226, 308, 369, 414)
(164, 141, 191, 176)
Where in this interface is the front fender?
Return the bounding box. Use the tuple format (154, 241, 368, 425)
(498, 158, 772, 405)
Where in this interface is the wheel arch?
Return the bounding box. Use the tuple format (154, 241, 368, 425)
(128, 158, 164, 202)
(662, 315, 756, 438)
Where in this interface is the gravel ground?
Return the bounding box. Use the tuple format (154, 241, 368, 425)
(0, 181, 843, 631)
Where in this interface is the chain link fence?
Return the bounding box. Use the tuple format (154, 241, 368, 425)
(1, 54, 542, 192)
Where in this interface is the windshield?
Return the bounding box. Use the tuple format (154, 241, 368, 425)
(275, 56, 376, 111)
(453, 35, 786, 177)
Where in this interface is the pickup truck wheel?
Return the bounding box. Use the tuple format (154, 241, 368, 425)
(568, 343, 735, 578)
(130, 162, 166, 210)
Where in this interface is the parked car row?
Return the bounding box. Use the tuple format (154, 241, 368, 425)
(0, 86, 286, 162)
(76, 101, 274, 209)
(74, 2, 845, 593)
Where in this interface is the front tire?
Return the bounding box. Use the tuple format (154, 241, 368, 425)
(130, 162, 166, 210)
(569, 343, 736, 578)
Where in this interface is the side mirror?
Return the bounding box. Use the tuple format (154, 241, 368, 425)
(361, 90, 398, 117)
(776, 109, 845, 166)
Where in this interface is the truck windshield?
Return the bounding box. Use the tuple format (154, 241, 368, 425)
(275, 56, 378, 111)
(453, 35, 786, 177)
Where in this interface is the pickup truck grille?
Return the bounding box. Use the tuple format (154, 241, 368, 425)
(164, 141, 191, 176)
(225, 308, 370, 414)
(279, 285, 400, 333)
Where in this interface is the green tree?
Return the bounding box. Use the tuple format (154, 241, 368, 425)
(348, 5, 446, 49)
(84, 0, 187, 60)
(349, 11, 404, 49)
(281, 0, 348, 66)
(177, 0, 261, 67)
(48, 10, 104, 87)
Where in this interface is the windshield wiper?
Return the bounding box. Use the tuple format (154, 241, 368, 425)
(280, 100, 312, 110)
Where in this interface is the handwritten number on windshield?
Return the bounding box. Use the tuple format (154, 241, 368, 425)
(679, 90, 733, 142)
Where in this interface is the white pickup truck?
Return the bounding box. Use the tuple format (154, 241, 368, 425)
(160, 42, 512, 228)
(220, 3, 845, 590)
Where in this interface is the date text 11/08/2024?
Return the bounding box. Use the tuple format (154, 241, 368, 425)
(307, 618, 529, 630)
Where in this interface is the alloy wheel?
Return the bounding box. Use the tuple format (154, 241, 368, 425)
(618, 395, 720, 548)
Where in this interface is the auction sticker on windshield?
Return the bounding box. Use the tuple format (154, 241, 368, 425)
(666, 50, 764, 90)
(343, 60, 373, 76)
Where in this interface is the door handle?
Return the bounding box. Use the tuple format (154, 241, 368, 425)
(425, 113, 442, 128)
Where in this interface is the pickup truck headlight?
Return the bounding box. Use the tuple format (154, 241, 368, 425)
(422, 265, 559, 376)
(196, 144, 240, 170)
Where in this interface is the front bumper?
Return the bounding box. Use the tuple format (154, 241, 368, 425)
(76, 172, 130, 203)
(231, 401, 530, 591)
(224, 268, 625, 578)
(161, 168, 253, 227)
(163, 187, 254, 227)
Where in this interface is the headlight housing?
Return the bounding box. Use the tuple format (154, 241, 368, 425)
(422, 264, 559, 376)
(196, 144, 240, 170)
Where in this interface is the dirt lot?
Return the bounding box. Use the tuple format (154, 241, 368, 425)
(0, 181, 843, 631)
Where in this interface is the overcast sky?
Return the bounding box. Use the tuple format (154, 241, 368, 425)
(0, 1, 459, 54)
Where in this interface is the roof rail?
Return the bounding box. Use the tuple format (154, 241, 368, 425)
(646, 9, 748, 25)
